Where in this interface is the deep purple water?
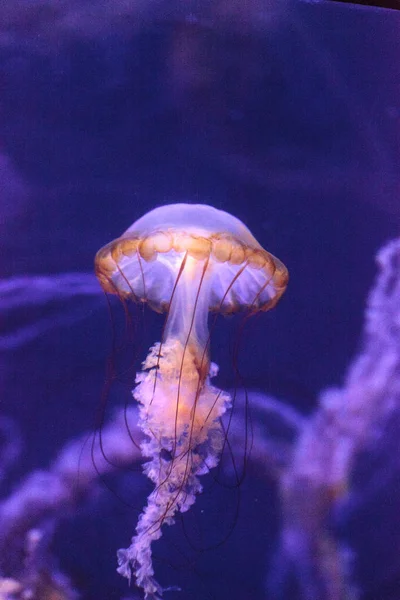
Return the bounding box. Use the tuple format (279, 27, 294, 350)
(1, 1, 400, 599)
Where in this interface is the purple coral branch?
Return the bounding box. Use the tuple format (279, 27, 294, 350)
(269, 238, 400, 600)
(0, 274, 100, 311)
(0, 408, 142, 599)
(0, 274, 101, 350)
(0, 408, 141, 556)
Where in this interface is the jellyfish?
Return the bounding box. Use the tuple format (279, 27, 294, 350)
(94, 203, 288, 599)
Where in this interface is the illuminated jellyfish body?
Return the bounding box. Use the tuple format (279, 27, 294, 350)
(95, 204, 288, 599)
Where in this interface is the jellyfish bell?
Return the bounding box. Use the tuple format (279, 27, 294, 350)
(95, 203, 288, 369)
(95, 203, 288, 599)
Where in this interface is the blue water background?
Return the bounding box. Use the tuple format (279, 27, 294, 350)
(1, 1, 400, 599)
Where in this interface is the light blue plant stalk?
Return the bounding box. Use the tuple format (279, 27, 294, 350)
(269, 238, 400, 600)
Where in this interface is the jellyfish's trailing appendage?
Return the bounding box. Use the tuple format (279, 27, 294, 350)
(94, 204, 288, 599)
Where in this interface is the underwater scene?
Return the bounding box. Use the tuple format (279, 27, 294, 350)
(1, 1, 400, 599)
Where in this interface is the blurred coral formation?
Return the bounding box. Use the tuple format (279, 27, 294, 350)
(270, 238, 400, 600)
(0, 231, 399, 599)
